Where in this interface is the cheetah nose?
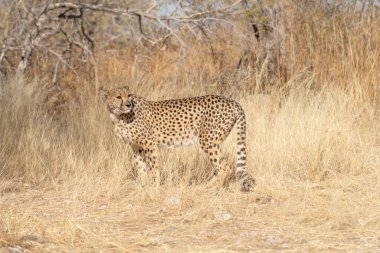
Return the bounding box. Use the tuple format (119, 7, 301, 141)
(125, 101, 132, 108)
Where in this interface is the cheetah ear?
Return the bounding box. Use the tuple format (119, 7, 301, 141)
(99, 87, 108, 100)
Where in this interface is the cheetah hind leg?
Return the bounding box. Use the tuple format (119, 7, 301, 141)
(199, 141, 234, 189)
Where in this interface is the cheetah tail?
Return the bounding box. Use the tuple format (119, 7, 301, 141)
(235, 110, 251, 192)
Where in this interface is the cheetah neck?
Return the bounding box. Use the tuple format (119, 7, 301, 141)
(109, 113, 120, 123)
(119, 111, 136, 124)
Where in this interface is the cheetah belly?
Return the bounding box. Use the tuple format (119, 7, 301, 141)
(161, 132, 199, 149)
(179, 134, 199, 147)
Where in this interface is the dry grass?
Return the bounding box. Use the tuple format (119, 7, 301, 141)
(0, 75, 379, 252)
(1, 1, 380, 252)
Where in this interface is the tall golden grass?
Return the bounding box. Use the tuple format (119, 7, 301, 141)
(1, 2, 379, 252)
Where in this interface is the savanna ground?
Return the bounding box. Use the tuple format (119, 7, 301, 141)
(1, 1, 380, 252)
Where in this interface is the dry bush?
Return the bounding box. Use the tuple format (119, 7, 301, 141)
(3, 0, 377, 105)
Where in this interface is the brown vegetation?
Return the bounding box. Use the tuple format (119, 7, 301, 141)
(0, 0, 379, 252)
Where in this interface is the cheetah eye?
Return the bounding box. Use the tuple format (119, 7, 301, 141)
(116, 96, 122, 99)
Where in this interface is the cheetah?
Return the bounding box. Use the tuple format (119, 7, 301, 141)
(100, 86, 254, 191)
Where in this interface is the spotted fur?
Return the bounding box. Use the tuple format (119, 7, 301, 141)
(100, 86, 254, 191)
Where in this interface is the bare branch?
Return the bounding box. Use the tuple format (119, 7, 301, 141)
(46, 49, 77, 75)
(1, 0, 248, 85)
(145, 0, 157, 13)
(52, 61, 60, 87)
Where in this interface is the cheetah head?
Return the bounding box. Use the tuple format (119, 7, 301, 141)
(100, 86, 134, 118)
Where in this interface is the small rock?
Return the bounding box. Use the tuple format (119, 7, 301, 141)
(168, 226, 177, 232)
(214, 211, 233, 221)
(221, 212, 232, 220)
(164, 196, 181, 206)
(0, 247, 23, 253)
(0, 248, 12, 253)
(240, 231, 257, 238)
(20, 234, 46, 244)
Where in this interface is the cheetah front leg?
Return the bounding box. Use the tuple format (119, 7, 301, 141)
(132, 144, 160, 186)
(131, 145, 149, 185)
(144, 146, 160, 186)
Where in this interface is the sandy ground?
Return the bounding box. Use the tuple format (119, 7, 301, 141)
(1, 177, 380, 253)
